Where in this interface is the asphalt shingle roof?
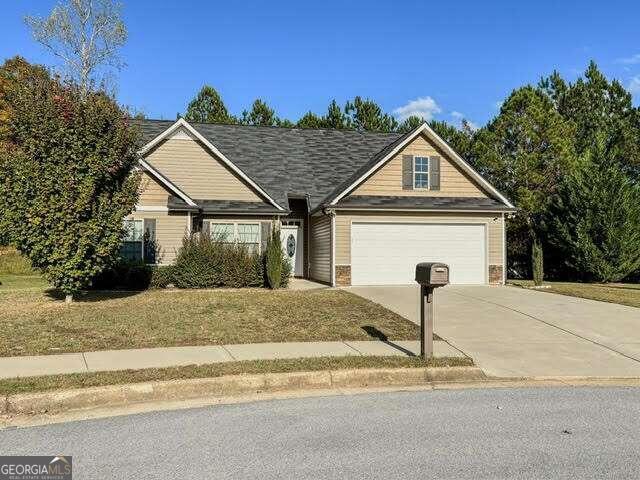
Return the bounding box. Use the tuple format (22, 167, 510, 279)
(135, 119, 402, 211)
(334, 195, 514, 211)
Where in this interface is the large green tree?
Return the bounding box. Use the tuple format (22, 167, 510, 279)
(0, 57, 140, 301)
(184, 85, 236, 124)
(428, 119, 474, 160)
(241, 99, 279, 126)
(344, 96, 398, 132)
(540, 62, 640, 173)
(296, 111, 323, 129)
(472, 85, 576, 279)
(323, 99, 349, 129)
(546, 136, 640, 282)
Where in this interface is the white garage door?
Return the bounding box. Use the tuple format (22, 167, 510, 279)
(351, 222, 486, 285)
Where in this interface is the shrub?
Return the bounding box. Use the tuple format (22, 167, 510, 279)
(92, 260, 152, 290)
(280, 256, 292, 288)
(172, 234, 264, 289)
(170, 233, 292, 289)
(532, 237, 544, 286)
(150, 265, 175, 288)
(265, 223, 284, 289)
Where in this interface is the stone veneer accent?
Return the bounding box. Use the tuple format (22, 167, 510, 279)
(489, 264, 503, 284)
(335, 265, 351, 286)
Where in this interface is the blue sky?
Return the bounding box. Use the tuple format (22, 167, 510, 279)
(2, 0, 639, 128)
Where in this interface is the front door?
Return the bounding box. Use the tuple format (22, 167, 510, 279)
(280, 224, 303, 276)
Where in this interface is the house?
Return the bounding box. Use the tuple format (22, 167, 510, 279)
(125, 118, 515, 286)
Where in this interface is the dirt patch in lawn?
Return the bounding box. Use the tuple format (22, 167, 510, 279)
(0, 288, 420, 356)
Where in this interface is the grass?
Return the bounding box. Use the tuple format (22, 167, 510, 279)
(509, 280, 640, 308)
(0, 274, 49, 291)
(0, 247, 34, 275)
(0, 286, 420, 357)
(0, 355, 473, 396)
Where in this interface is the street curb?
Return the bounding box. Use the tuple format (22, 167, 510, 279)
(1, 366, 484, 416)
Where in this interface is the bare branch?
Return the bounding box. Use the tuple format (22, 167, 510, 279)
(24, 0, 127, 97)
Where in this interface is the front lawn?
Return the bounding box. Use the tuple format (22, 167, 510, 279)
(0, 287, 420, 357)
(509, 280, 640, 308)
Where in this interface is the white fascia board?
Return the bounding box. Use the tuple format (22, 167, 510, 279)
(330, 123, 515, 209)
(138, 118, 284, 211)
(138, 158, 198, 207)
(134, 205, 169, 212)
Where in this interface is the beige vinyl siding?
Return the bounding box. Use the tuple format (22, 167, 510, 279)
(309, 215, 331, 283)
(351, 133, 487, 198)
(125, 211, 189, 264)
(335, 211, 504, 267)
(137, 171, 172, 206)
(145, 137, 262, 201)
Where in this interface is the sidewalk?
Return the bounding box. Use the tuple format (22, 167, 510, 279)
(0, 340, 465, 379)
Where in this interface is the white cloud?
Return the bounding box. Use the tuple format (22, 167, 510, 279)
(616, 53, 640, 65)
(448, 111, 479, 131)
(393, 96, 442, 121)
(629, 76, 640, 95)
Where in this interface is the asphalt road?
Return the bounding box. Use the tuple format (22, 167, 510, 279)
(2, 387, 640, 479)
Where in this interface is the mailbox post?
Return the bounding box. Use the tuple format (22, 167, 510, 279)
(415, 263, 449, 359)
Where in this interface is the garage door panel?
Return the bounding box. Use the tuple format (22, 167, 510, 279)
(351, 223, 486, 285)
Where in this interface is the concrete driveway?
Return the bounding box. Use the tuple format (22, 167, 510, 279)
(348, 285, 640, 378)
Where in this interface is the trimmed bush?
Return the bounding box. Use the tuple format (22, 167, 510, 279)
(150, 265, 175, 289)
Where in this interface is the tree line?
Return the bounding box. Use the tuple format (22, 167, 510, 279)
(2, 0, 640, 304)
(181, 62, 640, 285)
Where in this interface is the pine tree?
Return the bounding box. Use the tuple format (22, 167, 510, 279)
(297, 111, 323, 128)
(242, 99, 279, 126)
(344, 96, 398, 132)
(184, 85, 235, 124)
(471, 85, 576, 277)
(546, 136, 640, 282)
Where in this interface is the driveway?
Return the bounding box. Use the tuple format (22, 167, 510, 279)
(348, 285, 640, 377)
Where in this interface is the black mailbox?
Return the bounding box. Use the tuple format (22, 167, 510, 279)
(415, 262, 449, 287)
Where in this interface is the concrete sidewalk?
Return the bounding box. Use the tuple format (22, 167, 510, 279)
(0, 340, 464, 379)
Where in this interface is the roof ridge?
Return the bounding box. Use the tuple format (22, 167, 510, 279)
(135, 118, 402, 136)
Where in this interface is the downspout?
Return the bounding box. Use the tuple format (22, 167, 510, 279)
(502, 212, 506, 285)
(324, 207, 336, 287)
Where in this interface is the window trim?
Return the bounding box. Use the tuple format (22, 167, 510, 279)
(208, 221, 262, 253)
(413, 156, 431, 190)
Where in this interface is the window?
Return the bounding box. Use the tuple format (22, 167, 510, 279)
(211, 223, 235, 244)
(414, 156, 430, 189)
(121, 219, 143, 261)
(237, 224, 260, 253)
(209, 222, 261, 253)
